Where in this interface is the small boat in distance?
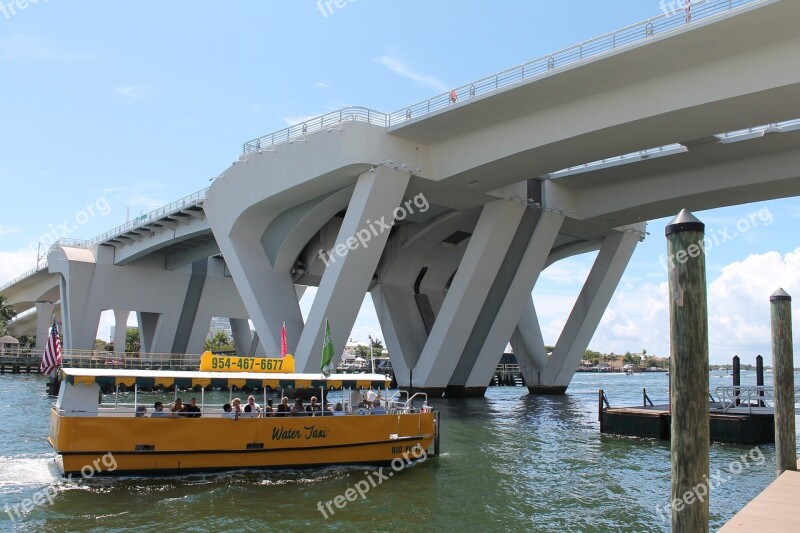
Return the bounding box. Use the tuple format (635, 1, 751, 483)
(49, 354, 437, 476)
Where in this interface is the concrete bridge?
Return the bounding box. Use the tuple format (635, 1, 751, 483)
(3, 0, 799, 395)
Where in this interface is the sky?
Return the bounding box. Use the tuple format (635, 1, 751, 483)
(0, 0, 797, 365)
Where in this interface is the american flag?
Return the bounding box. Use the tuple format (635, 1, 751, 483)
(280, 322, 288, 358)
(40, 318, 62, 375)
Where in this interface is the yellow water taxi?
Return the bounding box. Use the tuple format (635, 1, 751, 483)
(49, 355, 437, 476)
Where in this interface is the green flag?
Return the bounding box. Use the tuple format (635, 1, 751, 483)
(321, 319, 334, 377)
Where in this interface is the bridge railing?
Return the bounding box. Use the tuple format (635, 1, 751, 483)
(239, 0, 761, 155)
(83, 187, 210, 247)
(385, 0, 761, 126)
(242, 107, 387, 155)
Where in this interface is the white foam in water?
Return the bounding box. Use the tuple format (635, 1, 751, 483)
(0, 455, 59, 491)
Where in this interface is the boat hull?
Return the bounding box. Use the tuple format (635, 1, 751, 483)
(49, 408, 436, 475)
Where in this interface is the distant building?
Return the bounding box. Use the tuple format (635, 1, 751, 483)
(207, 317, 233, 339)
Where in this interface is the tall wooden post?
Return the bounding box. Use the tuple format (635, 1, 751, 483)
(770, 288, 796, 476)
(666, 209, 709, 532)
(732, 355, 741, 406)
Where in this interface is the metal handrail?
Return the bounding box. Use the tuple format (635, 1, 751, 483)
(239, 0, 760, 155)
(387, 0, 761, 126)
(58, 350, 204, 370)
(83, 187, 209, 247)
(242, 107, 387, 154)
(714, 385, 800, 414)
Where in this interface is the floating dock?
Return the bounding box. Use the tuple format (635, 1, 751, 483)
(598, 390, 775, 445)
(0, 356, 41, 375)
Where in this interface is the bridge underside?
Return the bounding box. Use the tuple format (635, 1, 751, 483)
(5, 0, 800, 396)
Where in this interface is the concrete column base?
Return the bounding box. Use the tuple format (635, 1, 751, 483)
(527, 385, 568, 395)
(406, 386, 487, 398)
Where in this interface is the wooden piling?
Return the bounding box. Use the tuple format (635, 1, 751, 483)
(732, 355, 741, 405)
(770, 288, 796, 476)
(666, 209, 709, 533)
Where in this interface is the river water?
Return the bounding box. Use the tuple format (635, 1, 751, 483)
(1, 370, 797, 532)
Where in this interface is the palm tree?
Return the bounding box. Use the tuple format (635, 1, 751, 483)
(0, 295, 18, 336)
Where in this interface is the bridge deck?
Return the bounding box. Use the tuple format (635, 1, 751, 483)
(718, 460, 800, 532)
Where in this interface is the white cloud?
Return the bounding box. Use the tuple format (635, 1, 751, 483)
(376, 54, 448, 92)
(315, 82, 330, 89)
(0, 226, 23, 237)
(540, 256, 594, 285)
(0, 249, 38, 287)
(114, 85, 148, 102)
(0, 34, 91, 63)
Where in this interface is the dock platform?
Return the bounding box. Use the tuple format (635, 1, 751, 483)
(600, 402, 774, 444)
(719, 460, 800, 532)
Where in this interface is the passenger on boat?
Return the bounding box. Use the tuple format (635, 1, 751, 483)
(231, 398, 243, 418)
(135, 405, 147, 418)
(171, 398, 186, 415)
(332, 402, 346, 416)
(276, 397, 291, 417)
(184, 397, 201, 418)
(370, 398, 387, 415)
(290, 397, 305, 416)
(243, 395, 262, 417)
(263, 399, 274, 417)
(306, 396, 322, 416)
(222, 403, 237, 420)
(151, 402, 170, 418)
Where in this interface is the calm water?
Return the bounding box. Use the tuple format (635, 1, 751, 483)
(1, 371, 798, 532)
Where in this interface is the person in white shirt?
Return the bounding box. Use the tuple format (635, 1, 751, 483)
(244, 395, 262, 417)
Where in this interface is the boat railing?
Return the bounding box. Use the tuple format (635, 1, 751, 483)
(59, 350, 202, 371)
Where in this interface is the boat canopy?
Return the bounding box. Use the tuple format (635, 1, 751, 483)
(59, 368, 392, 390)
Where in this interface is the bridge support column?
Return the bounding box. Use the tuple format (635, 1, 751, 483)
(511, 298, 550, 382)
(34, 301, 56, 351)
(411, 199, 527, 396)
(463, 210, 564, 391)
(230, 318, 255, 356)
(113, 310, 129, 356)
(48, 247, 100, 351)
(295, 167, 411, 371)
(530, 228, 641, 394)
(371, 283, 428, 388)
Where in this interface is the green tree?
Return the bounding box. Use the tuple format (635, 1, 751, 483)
(624, 352, 642, 366)
(205, 331, 234, 352)
(94, 339, 107, 351)
(0, 295, 17, 336)
(368, 336, 384, 358)
(125, 328, 141, 354)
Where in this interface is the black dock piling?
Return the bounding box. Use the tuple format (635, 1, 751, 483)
(666, 209, 709, 532)
(732, 355, 741, 406)
(756, 355, 764, 407)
